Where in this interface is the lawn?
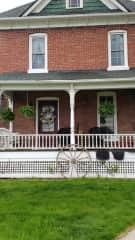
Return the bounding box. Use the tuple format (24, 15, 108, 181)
(0, 179, 135, 240)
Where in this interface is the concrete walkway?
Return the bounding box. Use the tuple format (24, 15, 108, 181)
(117, 228, 135, 240)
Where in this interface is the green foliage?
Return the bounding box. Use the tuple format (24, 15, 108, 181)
(0, 179, 135, 239)
(20, 105, 34, 118)
(0, 107, 15, 121)
(99, 102, 114, 116)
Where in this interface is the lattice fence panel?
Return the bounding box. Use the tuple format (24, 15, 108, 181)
(0, 160, 135, 178)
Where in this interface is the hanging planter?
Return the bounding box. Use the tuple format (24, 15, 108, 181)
(0, 107, 15, 121)
(20, 105, 34, 118)
(20, 92, 34, 118)
(99, 102, 114, 116)
(99, 102, 114, 124)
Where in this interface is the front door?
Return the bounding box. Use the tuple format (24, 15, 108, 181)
(38, 100, 58, 133)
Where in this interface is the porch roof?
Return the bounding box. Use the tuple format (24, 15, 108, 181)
(0, 69, 135, 81)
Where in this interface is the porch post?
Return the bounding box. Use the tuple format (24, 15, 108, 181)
(7, 92, 13, 132)
(69, 87, 76, 145)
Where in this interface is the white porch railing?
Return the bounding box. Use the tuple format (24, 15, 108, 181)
(0, 134, 135, 150)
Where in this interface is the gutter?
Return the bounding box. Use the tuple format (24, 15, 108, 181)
(0, 77, 135, 84)
(0, 77, 135, 91)
(0, 12, 135, 29)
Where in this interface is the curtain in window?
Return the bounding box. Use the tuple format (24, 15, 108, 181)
(111, 34, 124, 66)
(69, 0, 80, 7)
(32, 37, 45, 69)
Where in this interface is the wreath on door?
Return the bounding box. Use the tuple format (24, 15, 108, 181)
(40, 106, 56, 125)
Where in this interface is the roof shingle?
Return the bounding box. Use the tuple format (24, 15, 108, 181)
(0, 1, 35, 18)
(0, 69, 135, 81)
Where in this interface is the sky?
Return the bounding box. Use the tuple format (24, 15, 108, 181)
(0, 0, 32, 13)
(0, 0, 135, 13)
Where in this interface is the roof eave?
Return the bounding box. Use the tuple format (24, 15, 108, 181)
(0, 12, 135, 29)
(0, 77, 135, 91)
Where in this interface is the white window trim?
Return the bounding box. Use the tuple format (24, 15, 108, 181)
(28, 33, 48, 73)
(36, 97, 59, 134)
(97, 91, 117, 133)
(66, 0, 83, 9)
(107, 30, 129, 71)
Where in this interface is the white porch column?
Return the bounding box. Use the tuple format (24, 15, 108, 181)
(69, 86, 76, 145)
(7, 92, 13, 132)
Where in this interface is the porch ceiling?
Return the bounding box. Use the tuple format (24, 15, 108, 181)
(0, 69, 135, 91)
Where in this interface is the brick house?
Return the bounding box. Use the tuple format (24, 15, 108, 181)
(0, 0, 135, 177)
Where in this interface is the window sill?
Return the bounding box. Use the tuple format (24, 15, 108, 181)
(28, 69, 48, 74)
(66, 6, 83, 9)
(107, 66, 129, 71)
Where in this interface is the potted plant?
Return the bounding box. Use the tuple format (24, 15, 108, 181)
(0, 107, 15, 121)
(98, 102, 114, 124)
(20, 105, 34, 118)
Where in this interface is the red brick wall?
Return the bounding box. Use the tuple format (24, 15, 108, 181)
(0, 25, 134, 73)
(13, 91, 70, 133)
(117, 90, 135, 133)
(76, 90, 135, 134)
(75, 91, 97, 133)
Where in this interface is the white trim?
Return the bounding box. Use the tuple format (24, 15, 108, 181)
(23, 0, 52, 16)
(97, 91, 117, 133)
(107, 30, 129, 71)
(2, 77, 135, 93)
(23, 0, 42, 16)
(1, 13, 135, 30)
(101, 0, 127, 12)
(110, 0, 127, 12)
(28, 33, 48, 73)
(101, 0, 117, 9)
(66, 0, 83, 9)
(36, 97, 59, 134)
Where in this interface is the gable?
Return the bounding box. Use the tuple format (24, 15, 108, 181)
(23, 0, 127, 16)
(30, 0, 116, 16)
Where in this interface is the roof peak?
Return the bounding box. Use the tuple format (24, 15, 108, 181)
(1, 0, 135, 18)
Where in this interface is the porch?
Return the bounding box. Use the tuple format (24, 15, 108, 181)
(0, 71, 135, 178)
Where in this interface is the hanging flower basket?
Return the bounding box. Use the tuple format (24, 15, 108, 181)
(20, 105, 35, 118)
(99, 102, 114, 116)
(98, 102, 114, 125)
(0, 107, 15, 121)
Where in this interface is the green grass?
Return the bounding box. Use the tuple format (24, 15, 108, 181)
(0, 179, 135, 240)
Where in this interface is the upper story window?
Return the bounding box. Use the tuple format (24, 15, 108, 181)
(108, 30, 129, 71)
(66, 0, 83, 8)
(28, 33, 48, 73)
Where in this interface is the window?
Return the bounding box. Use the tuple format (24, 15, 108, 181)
(97, 92, 117, 133)
(108, 30, 129, 70)
(66, 0, 83, 8)
(29, 33, 48, 73)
